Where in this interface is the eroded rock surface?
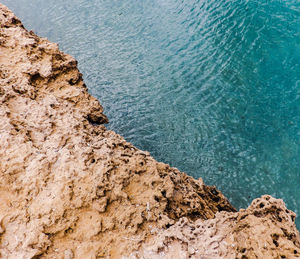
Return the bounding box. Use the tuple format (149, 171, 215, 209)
(0, 4, 299, 259)
(0, 4, 234, 258)
(136, 196, 300, 258)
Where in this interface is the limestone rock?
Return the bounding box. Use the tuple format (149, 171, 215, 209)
(137, 195, 300, 258)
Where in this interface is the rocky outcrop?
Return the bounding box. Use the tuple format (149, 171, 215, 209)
(136, 196, 300, 258)
(0, 4, 299, 259)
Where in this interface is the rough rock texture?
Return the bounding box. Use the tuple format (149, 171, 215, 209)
(0, 4, 299, 259)
(136, 196, 300, 258)
(0, 4, 234, 258)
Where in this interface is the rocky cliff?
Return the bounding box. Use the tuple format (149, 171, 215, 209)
(0, 4, 299, 259)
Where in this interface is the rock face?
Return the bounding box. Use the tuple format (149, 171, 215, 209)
(137, 196, 300, 258)
(0, 4, 299, 259)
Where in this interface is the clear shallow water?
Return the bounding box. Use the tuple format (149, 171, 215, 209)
(3, 0, 300, 225)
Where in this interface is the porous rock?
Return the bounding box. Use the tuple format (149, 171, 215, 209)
(136, 195, 300, 258)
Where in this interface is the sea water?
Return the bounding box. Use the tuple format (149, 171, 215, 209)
(3, 0, 300, 226)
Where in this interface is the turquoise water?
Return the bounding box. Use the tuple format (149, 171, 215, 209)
(3, 0, 300, 225)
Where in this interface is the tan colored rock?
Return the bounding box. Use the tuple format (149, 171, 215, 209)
(136, 195, 300, 258)
(0, 4, 299, 259)
(0, 4, 234, 258)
